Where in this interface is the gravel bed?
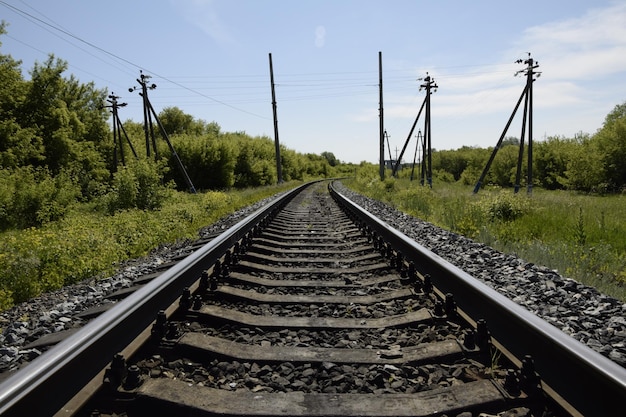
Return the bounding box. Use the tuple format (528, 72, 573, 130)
(333, 182, 626, 367)
(228, 281, 404, 296)
(205, 298, 425, 319)
(194, 323, 458, 349)
(244, 271, 395, 281)
(0, 194, 283, 374)
(142, 356, 485, 395)
(1, 182, 624, 377)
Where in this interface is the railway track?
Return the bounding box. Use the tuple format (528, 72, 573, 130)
(0, 181, 624, 416)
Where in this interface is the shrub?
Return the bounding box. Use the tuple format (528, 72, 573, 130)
(106, 159, 171, 213)
(484, 193, 530, 222)
(397, 186, 434, 219)
(203, 190, 232, 215)
(0, 166, 80, 230)
(383, 177, 396, 192)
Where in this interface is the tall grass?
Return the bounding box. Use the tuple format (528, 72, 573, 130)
(345, 172, 626, 302)
(0, 181, 300, 310)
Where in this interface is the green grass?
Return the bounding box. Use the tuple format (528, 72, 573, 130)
(0, 181, 300, 310)
(344, 171, 626, 302)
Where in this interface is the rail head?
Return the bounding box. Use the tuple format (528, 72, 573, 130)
(0, 181, 315, 416)
(329, 181, 626, 416)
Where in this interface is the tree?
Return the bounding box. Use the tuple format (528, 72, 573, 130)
(486, 144, 519, 187)
(321, 151, 338, 167)
(603, 102, 626, 126)
(233, 137, 276, 187)
(164, 133, 236, 190)
(534, 136, 576, 190)
(16, 55, 109, 176)
(565, 137, 605, 192)
(595, 102, 626, 191)
(158, 106, 206, 136)
(433, 149, 468, 181)
(0, 23, 44, 167)
(0, 22, 24, 119)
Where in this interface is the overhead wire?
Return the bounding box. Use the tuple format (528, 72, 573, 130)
(0, 0, 269, 119)
(1, 1, 524, 124)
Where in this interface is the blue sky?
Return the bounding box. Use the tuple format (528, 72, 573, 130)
(1, 0, 625, 163)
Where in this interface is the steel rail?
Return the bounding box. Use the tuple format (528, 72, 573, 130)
(329, 181, 626, 416)
(0, 182, 314, 416)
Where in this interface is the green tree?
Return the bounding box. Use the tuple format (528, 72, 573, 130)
(565, 137, 605, 192)
(0, 22, 24, 118)
(0, 166, 80, 229)
(106, 159, 170, 212)
(164, 133, 236, 190)
(595, 102, 626, 191)
(487, 144, 519, 187)
(280, 147, 306, 181)
(0, 23, 44, 167)
(17, 55, 109, 176)
(233, 137, 277, 187)
(433, 149, 468, 181)
(321, 151, 339, 167)
(158, 106, 206, 136)
(534, 136, 576, 190)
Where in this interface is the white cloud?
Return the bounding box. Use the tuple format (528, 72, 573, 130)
(377, 2, 626, 125)
(173, 0, 237, 47)
(513, 2, 626, 79)
(315, 26, 326, 48)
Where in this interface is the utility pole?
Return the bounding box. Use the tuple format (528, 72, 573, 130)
(132, 72, 159, 159)
(384, 130, 392, 169)
(422, 73, 437, 188)
(391, 72, 436, 186)
(473, 54, 540, 194)
(410, 130, 422, 181)
(525, 54, 538, 195)
(268, 53, 283, 183)
(104, 93, 137, 169)
(129, 71, 197, 193)
(379, 51, 385, 181)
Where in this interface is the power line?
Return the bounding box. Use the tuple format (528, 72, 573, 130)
(0, 0, 268, 119)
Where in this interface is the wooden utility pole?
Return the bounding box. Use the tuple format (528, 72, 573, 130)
(473, 54, 540, 194)
(269, 53, 283, 183)
(423, 73, 436, 188)
(384, 130, 392, 168)
(133, 72, 159, 159)
(391, 73, 436, 184)
(410, 130, 422, 181)
(130, 72, 197, 193)
(104, 93, 137, 169)
(379, 51, 385, 181)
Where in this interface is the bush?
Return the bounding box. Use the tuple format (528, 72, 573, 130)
(383, 177, 396, 192)
(0, 166, 80, 230)
(396, 186, 434, 219)
(483, 193, 530, 222)
(203, 190, 233, 215)
(106, 159, 171, 213)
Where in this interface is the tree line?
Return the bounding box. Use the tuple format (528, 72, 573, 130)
(2, 22, 625, 232)
(396, 103, 626, 194)
(0, 24, 343, 230)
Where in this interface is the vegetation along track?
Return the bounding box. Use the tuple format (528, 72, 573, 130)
(0, 181, 624, 416)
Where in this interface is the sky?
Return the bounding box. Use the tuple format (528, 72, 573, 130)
(1, 0, 625, 163)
